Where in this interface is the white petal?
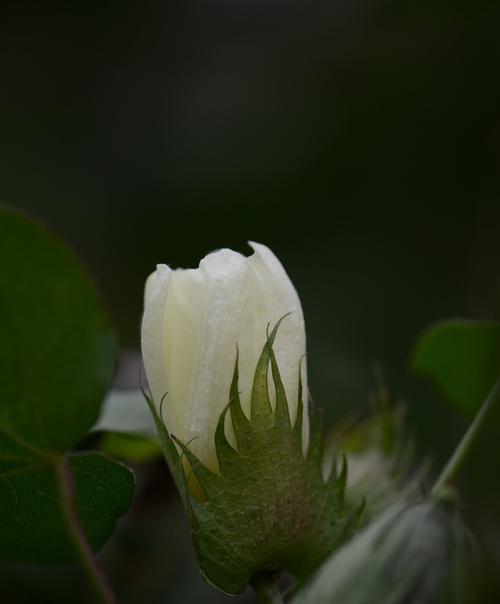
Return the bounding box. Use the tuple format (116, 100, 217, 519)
(141, 244, 309, 471)
(163, 249, 253, 470)
(141, 264, 172, 426)
(248, 242, 309, 450)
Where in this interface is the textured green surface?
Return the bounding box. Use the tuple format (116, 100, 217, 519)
(413, 319, 500, 416)
(0, 453, 134, 563)
(155, 321, 363, 595)
(0, 207, 133, 563)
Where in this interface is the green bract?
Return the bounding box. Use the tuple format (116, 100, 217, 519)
(147, 321, 363, 594)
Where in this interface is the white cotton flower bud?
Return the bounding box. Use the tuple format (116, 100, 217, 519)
(141, 242, 308, 471)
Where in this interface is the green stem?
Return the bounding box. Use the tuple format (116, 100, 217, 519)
(432, 375, 500, 498)
(253, 572, 284, 604)
(54, 456, 117, 604)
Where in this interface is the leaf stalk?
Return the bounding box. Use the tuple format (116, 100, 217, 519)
(432, 375, 500, 498)
(54, 455, 117, 604)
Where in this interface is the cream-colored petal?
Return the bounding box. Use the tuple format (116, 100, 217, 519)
(141, 244, 309, 471)
(163, 249, 254, 470)
(141, 264, 172, 425)
(247, 242, 308, 448)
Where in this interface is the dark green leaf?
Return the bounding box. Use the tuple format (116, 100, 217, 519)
(413, 319, 500, 415)
(0, 453, 134, 563)
(0, 207, 132, 564)
(0, 206, 118, 460)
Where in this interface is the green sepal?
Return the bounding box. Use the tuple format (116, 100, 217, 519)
(157, 321, 363, 595)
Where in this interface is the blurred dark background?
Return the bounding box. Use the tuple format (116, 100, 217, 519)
(1, 1, 499, 602)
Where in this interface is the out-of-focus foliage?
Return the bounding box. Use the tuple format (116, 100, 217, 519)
(292, 498, 477, 604)
(0, 206, 117, 459)
(94, 390, 157, 438)
(99, 433, 161, 462)
(334, 404, 418, 520)
(413, 319, 500, 417)
(94, 389, 162, 461)
(0, 453, 133, 563)
(0, 206, 134, 563)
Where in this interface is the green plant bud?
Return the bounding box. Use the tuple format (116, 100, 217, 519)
(147, 322, 363, 594)
(141, 244, 364, 594)
(141, 243, 309, 473)
(293, 497, 478, 604)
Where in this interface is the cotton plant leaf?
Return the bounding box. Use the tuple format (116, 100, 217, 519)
(0, 453, 134, 563)
(0, 208, 117, 459)
(413, 319, 500, 416)
(0, 206, 133, 562)
(154, 324, 364, 595)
